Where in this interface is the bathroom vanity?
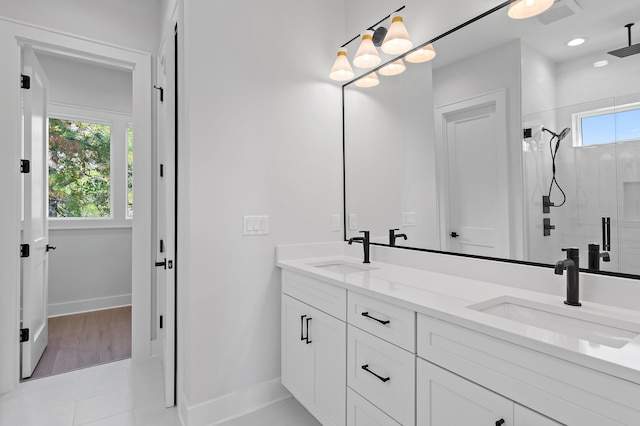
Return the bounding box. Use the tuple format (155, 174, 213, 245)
(277, 243, 640, 426)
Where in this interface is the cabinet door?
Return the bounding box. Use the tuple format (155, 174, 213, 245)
(312, 305, 347, 426)
(515, 404, 563, 426)
(282, 295, 314, 407)
(417, 359, 513, 426)
(347, 388, 401, 426)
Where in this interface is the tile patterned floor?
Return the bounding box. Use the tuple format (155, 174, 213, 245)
(0, 358, 320, 426)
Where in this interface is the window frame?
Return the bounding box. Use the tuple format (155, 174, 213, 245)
(48, 103, 133, 230)
(572, 101, 640, 148)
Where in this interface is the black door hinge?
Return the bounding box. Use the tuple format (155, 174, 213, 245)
(20, 244, 30, 258)
(159, 315, 164, 329)
(20, 328, 29, 342)
(20, 159, 30, 173)
(160, 164, 164, 177)
(21, 74, 31, 89)
(153, 85, 164, 102)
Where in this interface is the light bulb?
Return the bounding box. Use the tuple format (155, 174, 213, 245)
(379, 59, 406, 77)
(381, 14, 413, 55)
(353, 30, 381, 69)
(329, 48, 355, 81)
(354, 72, 380, 88)
(405, 44, 436, 63)
(507, 0, 553, 19)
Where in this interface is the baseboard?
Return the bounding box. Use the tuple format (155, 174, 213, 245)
(182, 378, 291, 426)
(48, 294, 132, 317)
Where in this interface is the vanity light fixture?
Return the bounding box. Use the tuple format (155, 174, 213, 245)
(406, 43, 436, 63)
(329, 48, 355, 81)
(378, 59, 406, 76)
(507, 0, 553, 19)
(567, 37, 586, 47)
(353, 30, 382, 69)
(381, 13, 413, 54)
(354, 72, 380, 88)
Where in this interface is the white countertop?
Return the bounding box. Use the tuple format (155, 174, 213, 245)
(277, 253, 640, 386)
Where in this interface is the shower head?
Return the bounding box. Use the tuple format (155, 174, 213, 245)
(608, 23, 640, 58)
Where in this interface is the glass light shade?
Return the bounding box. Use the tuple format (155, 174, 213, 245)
(507, 0, 554, 19)
(354, 72, 380, 88)
(405, 44, 437, 63)
(353, 31, 381, 69)
(329, 48, 355, 81)
(381, 15, 413, 54)
(378, 59, 406, 77)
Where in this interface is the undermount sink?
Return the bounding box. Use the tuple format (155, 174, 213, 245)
(469, 296, 640, 349)
(310, 260, 376, 275)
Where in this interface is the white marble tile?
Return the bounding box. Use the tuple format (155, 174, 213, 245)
(0, 402, 75, 426)
(217, 398, 321, 426)
(135, 401, 181, 426)
(77, 410, 136, 426)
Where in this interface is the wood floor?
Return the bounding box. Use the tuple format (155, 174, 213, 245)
(27, 306, 132, 380)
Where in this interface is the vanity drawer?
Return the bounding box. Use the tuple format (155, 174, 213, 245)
(347, 325, 415, 425)
(348, 291, 415, 352)
(347, 387, 401, 426)
(282, 270, 346, 320)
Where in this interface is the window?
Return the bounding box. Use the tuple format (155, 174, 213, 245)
(47, 105, 134, 228)
(573, 103, 640, 147)
(49, 118, 111, 217)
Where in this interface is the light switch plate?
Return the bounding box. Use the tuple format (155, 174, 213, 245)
(331, 214, 341, 232)
(348, 213, 358, 230)
(402, 212, 416, 227)
(243, 215, 269, 235)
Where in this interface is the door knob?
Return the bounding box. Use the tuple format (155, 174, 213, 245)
(495, 420, 505, 426)
(450, 232, 459, 238)
(46, 244, 57, 252)
(155, 259, 167, 269)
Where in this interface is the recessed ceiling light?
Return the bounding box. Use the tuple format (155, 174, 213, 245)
(567, 37, 586, 47)
(593, 60, 609, 68)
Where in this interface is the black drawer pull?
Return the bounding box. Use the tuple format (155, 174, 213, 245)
(495, 420, 505, 426)
(300, 315, 306, 341)
(361, 312, 390, 325)
(361, 364, 390, 382)
(305, 317, 312, 344)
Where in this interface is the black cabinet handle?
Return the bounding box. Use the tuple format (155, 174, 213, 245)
(361, 364, 390, 382)
(305, 317, 312, 344)
(300, 315, 306, 341)
(495, 420, 505, 426)
(361, 312, 390, 325)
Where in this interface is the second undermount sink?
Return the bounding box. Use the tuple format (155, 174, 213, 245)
(310, 260, 376, 275)
(468, 296, 640, 349)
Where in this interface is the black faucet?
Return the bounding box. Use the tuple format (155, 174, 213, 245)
(348, 230, 370, 264)
(588, 243, 610, 271)
(389, 229, 407, 246)
(554, 248, 581, 306)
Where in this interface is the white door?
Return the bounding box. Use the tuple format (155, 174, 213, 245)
(416, 359, 513, 426)
(435, 90, 510, 257)
(21, 45, 50, 379)
(156, 25, 177, 407)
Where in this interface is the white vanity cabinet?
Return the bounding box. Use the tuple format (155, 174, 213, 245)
(281, 271, 346, 426)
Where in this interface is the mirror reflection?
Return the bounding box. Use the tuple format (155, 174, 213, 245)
(344, 0, 640, 275)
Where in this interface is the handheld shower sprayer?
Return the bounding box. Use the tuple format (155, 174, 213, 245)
(542, 127, 571, 208)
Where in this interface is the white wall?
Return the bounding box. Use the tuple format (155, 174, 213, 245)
(48, 229, 132, 316)
(177, 0, 345, 423)
(0, 0, 160, 54)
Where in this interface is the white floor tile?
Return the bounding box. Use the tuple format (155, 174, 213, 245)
(217, 398, 321, 426)
(0, 402, 75, 426)
(77, 410, 136, 426)
(135, 401, 181, 426)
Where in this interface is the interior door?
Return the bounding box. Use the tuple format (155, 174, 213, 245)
(155, 25, 177, 407)
(436, 90, 510, 258)
(21, 45, 50, 379)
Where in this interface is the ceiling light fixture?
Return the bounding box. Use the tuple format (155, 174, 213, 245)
(329, 48, 355, 81)
(406, 43, 436, 63)
(353, 30, 382, 69)
(381, 14, 413, 54)
(507, 0, 554, 19)
(567, 37, 586, 47)
(379, 59, 406, 76)
(593, 60, 609, 68)
(354, 72, 380, 88)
